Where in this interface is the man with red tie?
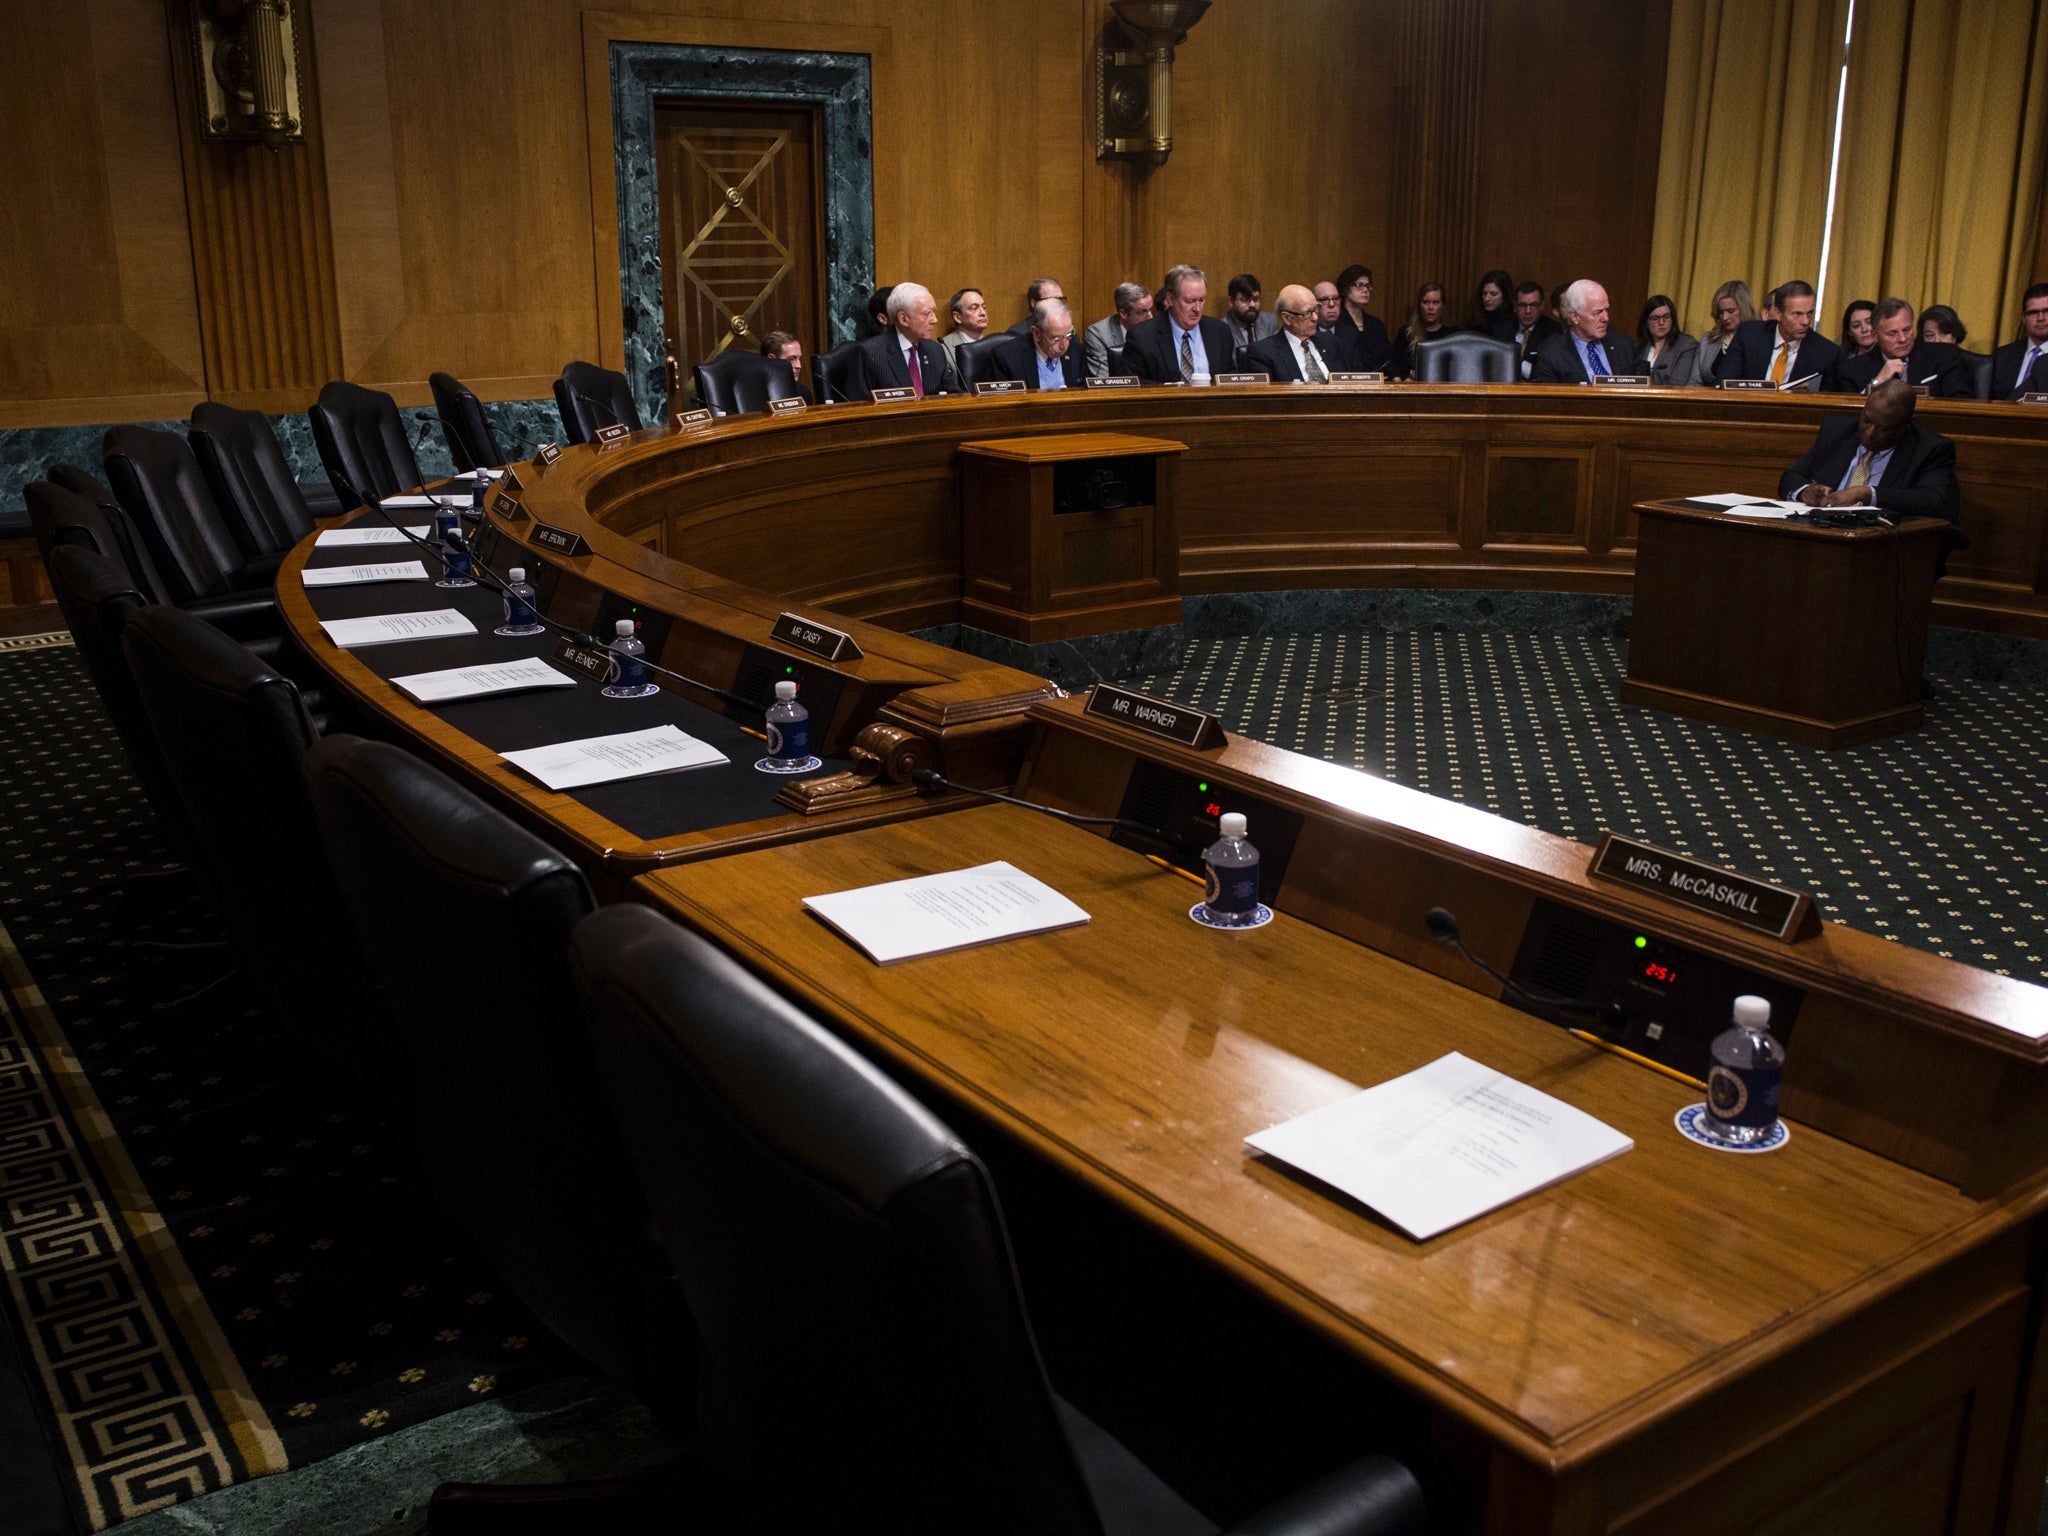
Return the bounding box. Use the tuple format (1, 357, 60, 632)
(855, 282, 960, 399)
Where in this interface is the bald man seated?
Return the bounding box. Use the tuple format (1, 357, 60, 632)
(1244, 285, 1345, 382)
(1780, 379, 1960, 524)
(1528, 279, 1638, 383)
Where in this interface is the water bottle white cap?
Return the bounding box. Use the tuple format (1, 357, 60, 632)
(1219, 812, 1247, 837)
(614, 618, 635, 636)
(1733, 995, 1771, 1027)
(509, 567, 525, 583)
(774, 679, 798, 699)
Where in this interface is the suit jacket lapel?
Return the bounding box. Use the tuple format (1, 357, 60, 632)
(883, 340, 911, 388)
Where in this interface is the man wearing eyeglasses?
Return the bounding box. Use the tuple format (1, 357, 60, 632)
(1510, 281, 1557, 381)
(1990, 284, 2048, 400)
(983, 299, 1084, 390)
(1245, 285, 1344, 383)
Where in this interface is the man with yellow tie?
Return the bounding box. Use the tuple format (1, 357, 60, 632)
(1780, 380, 1959, 529)
(1714, 279, 1841, 391)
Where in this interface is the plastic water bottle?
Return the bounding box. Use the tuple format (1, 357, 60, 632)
(436, 525, 476, 588)
(470, 467, 490, 512)
(603, 618, 656, 698)
(432, 499, 462, 547)
(763, 680, 811, 768)
(1200, 812, 1262, 926)
(1701, 995, 1785, 1144)
(496, 566, 542, 636)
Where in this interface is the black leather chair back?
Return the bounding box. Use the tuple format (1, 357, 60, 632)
(103, 425, 261, 605)
(692, 351, 801, 416)
(574, 904, 1101, 1533)
(44, 464, 171, 601)
(1414, 333, 1519, 383)
(553, 361, 643, 445)
(308, 380, 424, 510)
(1966, 351, 1994, 400)
(429, 371, 504, 471)
(302, 735, 694, 1411)
(1104, 345, 1128, 376)
(46, 463, 117, 506)
(814, 341, 865, 404)
(27, 481, 123, 569)
(957, 338, 1006, 390)
(189, 403, 316, 557)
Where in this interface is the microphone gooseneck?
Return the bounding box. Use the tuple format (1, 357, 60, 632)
(909, 769, 1170, 845)
(1424, 906, 1629, 1038)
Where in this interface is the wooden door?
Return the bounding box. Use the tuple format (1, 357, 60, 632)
(655, 102, 824, 401)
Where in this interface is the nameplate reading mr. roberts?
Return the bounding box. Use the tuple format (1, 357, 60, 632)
(1083, 684, 1224, 749)
(771, 611, 863, 663)
(672, 408, 714, 428)
(1213, 372, 1269, 386)
(768, 396, 808, 415)
(529, 522, 586, 557)
(1329, 371, 1386, 383)
(593, 422, 631, 446)
(2020, 392, 2048, 405)
(1085, 375, 1141, 389)
(870, 386, 917, 404)
(1592, 374, 1651, 387)
(1719, 378, 1774, 391)
(974, 379, 1027, 395)
(551, 638, 616, 684)
(1590, 832, 1816, 941)
(534, 442, 563, 468)
(490, 491, 527, 522)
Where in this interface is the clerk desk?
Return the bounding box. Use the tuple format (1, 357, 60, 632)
(279, 397, 2048, 1534)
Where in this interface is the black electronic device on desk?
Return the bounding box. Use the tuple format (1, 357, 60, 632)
(1111, 756, 1304, 905)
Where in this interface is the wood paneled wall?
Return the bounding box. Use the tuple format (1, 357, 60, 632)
(0, 0, 1672, 428)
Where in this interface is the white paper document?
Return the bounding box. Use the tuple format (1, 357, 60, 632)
(301, 560, 430, 588)
(318, 608, 478, 648)
(314, 525, 430, 547)
(499, 724, 728, 790)
(379, 494, 474, 508)
(390, 655, 580, 704)
(1687, 492, 1780, 508)
(1245, 1052, 1633, 1241)
(802, 860, 1091, 965)
(1687, 493, 1806, 518)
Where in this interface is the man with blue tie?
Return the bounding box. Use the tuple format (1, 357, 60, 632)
(1989, 284, 2048, 400)
(1123, 265, 1237, 385)
(1529, 279, 1638, 384)
(984, 300, 1085, 390)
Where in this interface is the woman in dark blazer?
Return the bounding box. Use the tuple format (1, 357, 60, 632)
(1469, 269, 1517, 341)
(1636, 295, 1698, 387)
(1331, 263, 1390, 371)
(1386, 282, 1455, 379)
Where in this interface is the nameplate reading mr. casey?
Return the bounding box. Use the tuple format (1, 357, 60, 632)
(1083, 684, 1224, 749)
(771, 611, 863, 663)
(1590, 832, 1817, 940)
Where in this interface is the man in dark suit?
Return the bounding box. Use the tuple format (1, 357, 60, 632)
(1508, 282, 1558, 380)
(983, 300, 1085, 390)
(1989, 283, 2048, 400)
(1529, 280, 1638, 384)
(1123, 265, 1237, 385)
(1245, 284, 1344, 382)
(1780, 379, 1959, 525)
(853, 282, 959, 398)
(1714, 279, 1839, 391)
(1833, 298, 1975, 398)
(1004, 278, 1065, 339)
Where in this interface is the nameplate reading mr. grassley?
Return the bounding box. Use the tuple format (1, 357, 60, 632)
(1590, 832, 1814, 941)
(771, 611, 862, 663)
(1083, 684, 1223, 749)
(530, 522, 585, 556)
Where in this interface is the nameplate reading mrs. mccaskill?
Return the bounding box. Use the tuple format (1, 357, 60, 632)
(530, 522, 586, 556)
(771, 611, 863, 663)
(1590, 832, 1817, 941)
(593, 422, 631, 446)
(491, 490, 527, 522)
(1083, 684, 1224, 749)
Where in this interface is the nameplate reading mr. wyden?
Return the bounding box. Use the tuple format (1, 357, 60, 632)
(1083, 684, 1222, 749)
(1590, 832, 1815, 940)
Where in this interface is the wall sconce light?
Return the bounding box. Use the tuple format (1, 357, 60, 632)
(1095, 0, 1211, 165)
(191, 0, 306, 149)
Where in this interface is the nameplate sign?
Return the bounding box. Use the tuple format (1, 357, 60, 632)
(1592, 374, 1651, 387)
(1083, 683, 1225, 749)
(1719, 378, 1774, 391)
(502, 466, 526, 493)
(593, 422, 631, 446)
(870, 386, 917, 404)
(1909, 384, 1931, 398)
(490, 491, 527, 522)
(529, 522, 586, 557)
(1213, 372, 1269, 386)
(974, 379, 1027, 395)
(1085, 375, 1141, 389)
(534, 442, 562, 468)
(768, 396, 808, 415)
(2020, 393, 2048, 405)
(771, 611, 864, 663)
(672, 408, 714, 429)
(1590, 832, 1816, 941)
(1330, 371, 1386, 384)
(551, 638, 616, 684)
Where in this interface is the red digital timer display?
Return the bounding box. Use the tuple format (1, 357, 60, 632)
(1202, 801, 1224, 819)
(1642, 961, 1679, 985)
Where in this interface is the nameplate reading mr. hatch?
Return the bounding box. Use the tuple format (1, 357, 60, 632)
(870, 386, 917, 404)
(1213, 372, 1269, 386)
(1329, 371, 1386, 383)
(1083, 684, 1224, 749)
(771, 611, 863, 663)
(974, 379, 1027, 395)
(529, 522, 586, 557)
(1590, 832, 1816, 941)
(768, 396, 808, 415)
(551, 638, 616, 684)
(593, 422, 631, 446)
(534, 442, 563, 468)
(672, 408, 714, 428)
(1085, 375, 1141, 389)
(490, 491, 527, 522)
(1719, 378, 1774, 391)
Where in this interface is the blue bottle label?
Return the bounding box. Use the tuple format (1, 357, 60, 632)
(613, 648, 644, 687)
(1203, 858, 1259, 915)
(505, 593, 535, 626)
(767, 717, 809, 759)
(1706, 1062, 1781, 1129)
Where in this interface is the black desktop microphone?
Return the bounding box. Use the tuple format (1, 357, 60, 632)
(413, 411, 545, 470)
(908, 769, 1171, 847)
(1424, 907, 1629, 1039)
(567, 388, 629, 435)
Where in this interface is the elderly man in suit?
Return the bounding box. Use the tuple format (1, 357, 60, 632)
(984, 300, 1085, 390)
(1989, 283, 2048, 400)
(1715, 279, 1839, 391)
(1123, 265, 1237, 385)
(1529, 280, 1638, 384)
(1245, 285, 1344, 383)
(1082, 282, 1153, 378)
(1834, 299, 1974, 398)
(854, 282, 958, 398)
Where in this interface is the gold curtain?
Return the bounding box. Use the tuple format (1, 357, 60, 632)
(1649, 0, 1851, 335)
(1823, 0, 2048, 349)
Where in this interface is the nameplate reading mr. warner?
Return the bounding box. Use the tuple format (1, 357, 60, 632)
(530, 522, 586, 557)
(1083, 684, 1224, 749)
(771, 611, 864, 663)
(1590, 833, 1816, 941)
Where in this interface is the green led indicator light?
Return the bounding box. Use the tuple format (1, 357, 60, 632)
(1634, 935, 1648, 949)
(785, 665, 795, 674)
(1197, 781, 1209, 792)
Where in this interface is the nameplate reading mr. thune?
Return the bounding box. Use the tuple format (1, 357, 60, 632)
(1590, 832, 1815, 941)
(771, 611, 862, 663)
(1084, 683, 1223, 749)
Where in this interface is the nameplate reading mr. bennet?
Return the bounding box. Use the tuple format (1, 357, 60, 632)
(1083, 684, 1224, 749)
(1590, 833, 1817, 941)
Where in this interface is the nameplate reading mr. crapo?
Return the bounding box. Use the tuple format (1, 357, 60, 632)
(1083, 684, 1224, 749)
(1590, 832, 1816, 941)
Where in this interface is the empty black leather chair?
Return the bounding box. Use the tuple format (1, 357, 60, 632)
(45, 462, 118, 506)
(553, 361, 643, 445)
(308, 380, 425, 510)
(813, 341, 865, 404)
(956, 337, 1007, 390)
(1966, 350, 1995, 400)
(573, 903, 1425, 1536)
(1105, 344, 1129, 376)
(429, 371, 505, 471)
(691, 351, 801, 417)
(189, 403, 317, 558)
(1413, 333, 1519, 383)
(303, 735, 694, 1418)
(103, 426, 285, 606)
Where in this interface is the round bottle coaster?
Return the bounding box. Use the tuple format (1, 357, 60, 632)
(600, 683, 661, 700)
(494, 623, 546, 637)
(1188, 902, 1274, 930)
(754, 755, 823, 775)
(1674, 1103, 1790, 1154)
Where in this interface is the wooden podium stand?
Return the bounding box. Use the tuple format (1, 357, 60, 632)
(1622, 500, 1944, 748)
(957, 432, 1186, 642)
